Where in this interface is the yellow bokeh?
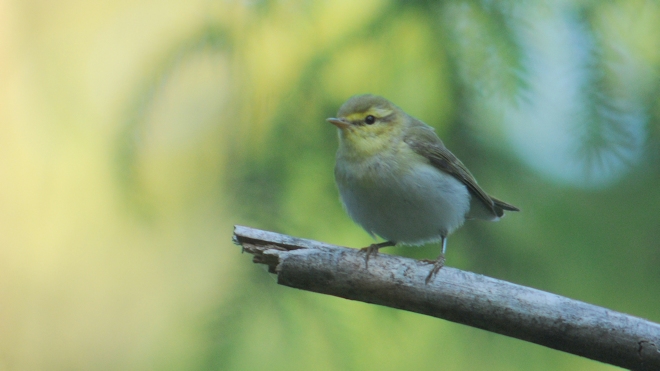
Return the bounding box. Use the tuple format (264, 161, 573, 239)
(0, 1, 655, 370)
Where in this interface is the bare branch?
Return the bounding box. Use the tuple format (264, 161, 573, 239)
(233, 225, 660, 371)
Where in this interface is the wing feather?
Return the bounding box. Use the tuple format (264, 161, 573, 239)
(403, 122, 519, 218)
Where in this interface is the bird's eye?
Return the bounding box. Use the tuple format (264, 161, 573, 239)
(365, 115, 376, 125)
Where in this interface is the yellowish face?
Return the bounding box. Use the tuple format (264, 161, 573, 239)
(330, 105, 404, 159)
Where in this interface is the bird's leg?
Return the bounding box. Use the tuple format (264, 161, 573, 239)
(360, 240, 395, 268)
(423, 236, 447, 284)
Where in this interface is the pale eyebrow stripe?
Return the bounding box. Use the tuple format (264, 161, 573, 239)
(379, 113, 396, 122)
(345, 108, 394, 123)
(370, 108, 393, 117)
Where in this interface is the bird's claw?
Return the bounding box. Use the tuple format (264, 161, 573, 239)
(359, 244, 381, 268)
(424, 254, 446, 284)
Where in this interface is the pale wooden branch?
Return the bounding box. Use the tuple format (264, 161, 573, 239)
(233, 225, 660, 371)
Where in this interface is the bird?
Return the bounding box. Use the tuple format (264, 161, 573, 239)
(327, 94, 519, 283)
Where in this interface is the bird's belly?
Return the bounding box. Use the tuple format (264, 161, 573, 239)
(337, 161, 470, 245)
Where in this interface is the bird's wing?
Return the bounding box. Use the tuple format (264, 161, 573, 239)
(404, 124, 506, 217)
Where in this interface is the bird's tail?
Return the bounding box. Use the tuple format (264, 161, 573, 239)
(492, 196, 520, 213)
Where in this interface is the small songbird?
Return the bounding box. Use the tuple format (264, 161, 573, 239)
(327, 94, 519, 283)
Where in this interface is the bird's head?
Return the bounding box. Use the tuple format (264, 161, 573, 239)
(327, 94, 407, 158)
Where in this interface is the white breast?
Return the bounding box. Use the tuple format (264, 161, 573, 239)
(336, 157, 470, 245)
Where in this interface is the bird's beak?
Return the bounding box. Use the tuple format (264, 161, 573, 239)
(326, 117, 350, 129)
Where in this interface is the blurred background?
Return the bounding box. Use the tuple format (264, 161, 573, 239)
(1, 0, 659, 370)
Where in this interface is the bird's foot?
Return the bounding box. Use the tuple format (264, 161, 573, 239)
(422, 254, 446, 284)
(359, 241, 395, 268)
(359, 244, 379, 268)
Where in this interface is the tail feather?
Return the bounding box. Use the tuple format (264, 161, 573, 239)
(467, 194, 519, 220)
(492, 196, 520, 213)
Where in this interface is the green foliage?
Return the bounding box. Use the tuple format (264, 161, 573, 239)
(117, 1, 660, 370)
